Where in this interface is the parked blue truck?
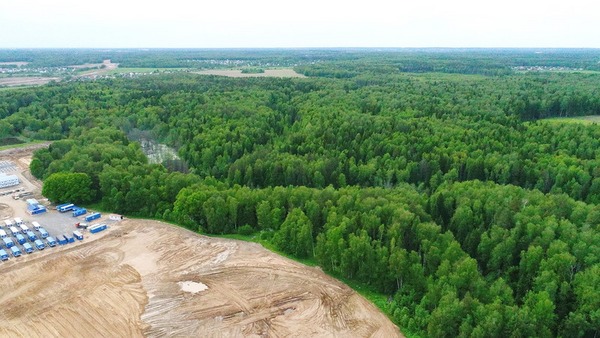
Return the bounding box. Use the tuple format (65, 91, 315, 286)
(34, 239, 45, 250)
(27, 230, 37, 242)
(47, 236, 57, 247)
(0, 249, 8, 261)
(39, 228, 49, 239)
(15, 233, 26, 245)
(10, 246, 21, 257)
(23, 242, 34, 254)
(2, 237, 14, 248)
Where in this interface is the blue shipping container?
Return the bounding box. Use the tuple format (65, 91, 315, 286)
(72, 208, 87, 217)
(85, 212, 101, 222)
(89, 224, 107, 234)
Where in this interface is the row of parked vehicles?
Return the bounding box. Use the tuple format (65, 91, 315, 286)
(0, 218, 85, 261)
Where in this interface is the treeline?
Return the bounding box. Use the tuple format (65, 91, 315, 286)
(294, 49, 600, 77)
(3, 48, 600, 73)
(0, 48, 347, 69)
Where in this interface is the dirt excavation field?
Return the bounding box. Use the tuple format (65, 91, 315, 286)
(0, 145, 402, 337)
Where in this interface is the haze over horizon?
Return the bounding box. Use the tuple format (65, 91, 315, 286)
(1, 0, 599, 48)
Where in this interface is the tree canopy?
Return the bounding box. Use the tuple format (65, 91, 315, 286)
(41, 172, 93, 204)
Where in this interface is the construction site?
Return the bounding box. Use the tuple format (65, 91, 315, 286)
(0, 144, 402, 337)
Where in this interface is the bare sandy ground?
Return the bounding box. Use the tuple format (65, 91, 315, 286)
(195, 69, 306, 78)
(74, 59, 119, 78)
(0, 77, 60, 87)
(0, 219, 402, 337)
(0, 145, 403, 338)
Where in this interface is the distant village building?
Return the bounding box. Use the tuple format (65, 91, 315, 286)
(0, 173, 19, 188)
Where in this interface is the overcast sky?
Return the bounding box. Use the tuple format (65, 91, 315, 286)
(1, 0, 598, 48)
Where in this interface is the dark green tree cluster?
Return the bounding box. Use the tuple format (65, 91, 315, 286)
(41, 172, 93, 204)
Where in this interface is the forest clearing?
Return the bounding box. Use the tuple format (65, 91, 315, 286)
(542, 115, 600, 124)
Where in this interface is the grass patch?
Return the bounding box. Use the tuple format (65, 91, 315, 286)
(541, 115, 600, 125)
(515, 69, 600, 75)
(0, 139, 47, 151)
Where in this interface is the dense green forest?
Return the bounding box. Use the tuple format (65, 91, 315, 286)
(1, 49, 599, 337)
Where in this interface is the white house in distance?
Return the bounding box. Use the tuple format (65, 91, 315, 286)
(0, 173, 19, 189)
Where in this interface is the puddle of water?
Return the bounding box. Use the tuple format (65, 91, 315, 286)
(178, 281, 208, 294)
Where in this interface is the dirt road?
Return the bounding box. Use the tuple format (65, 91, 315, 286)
(0, 144, 403, 337)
